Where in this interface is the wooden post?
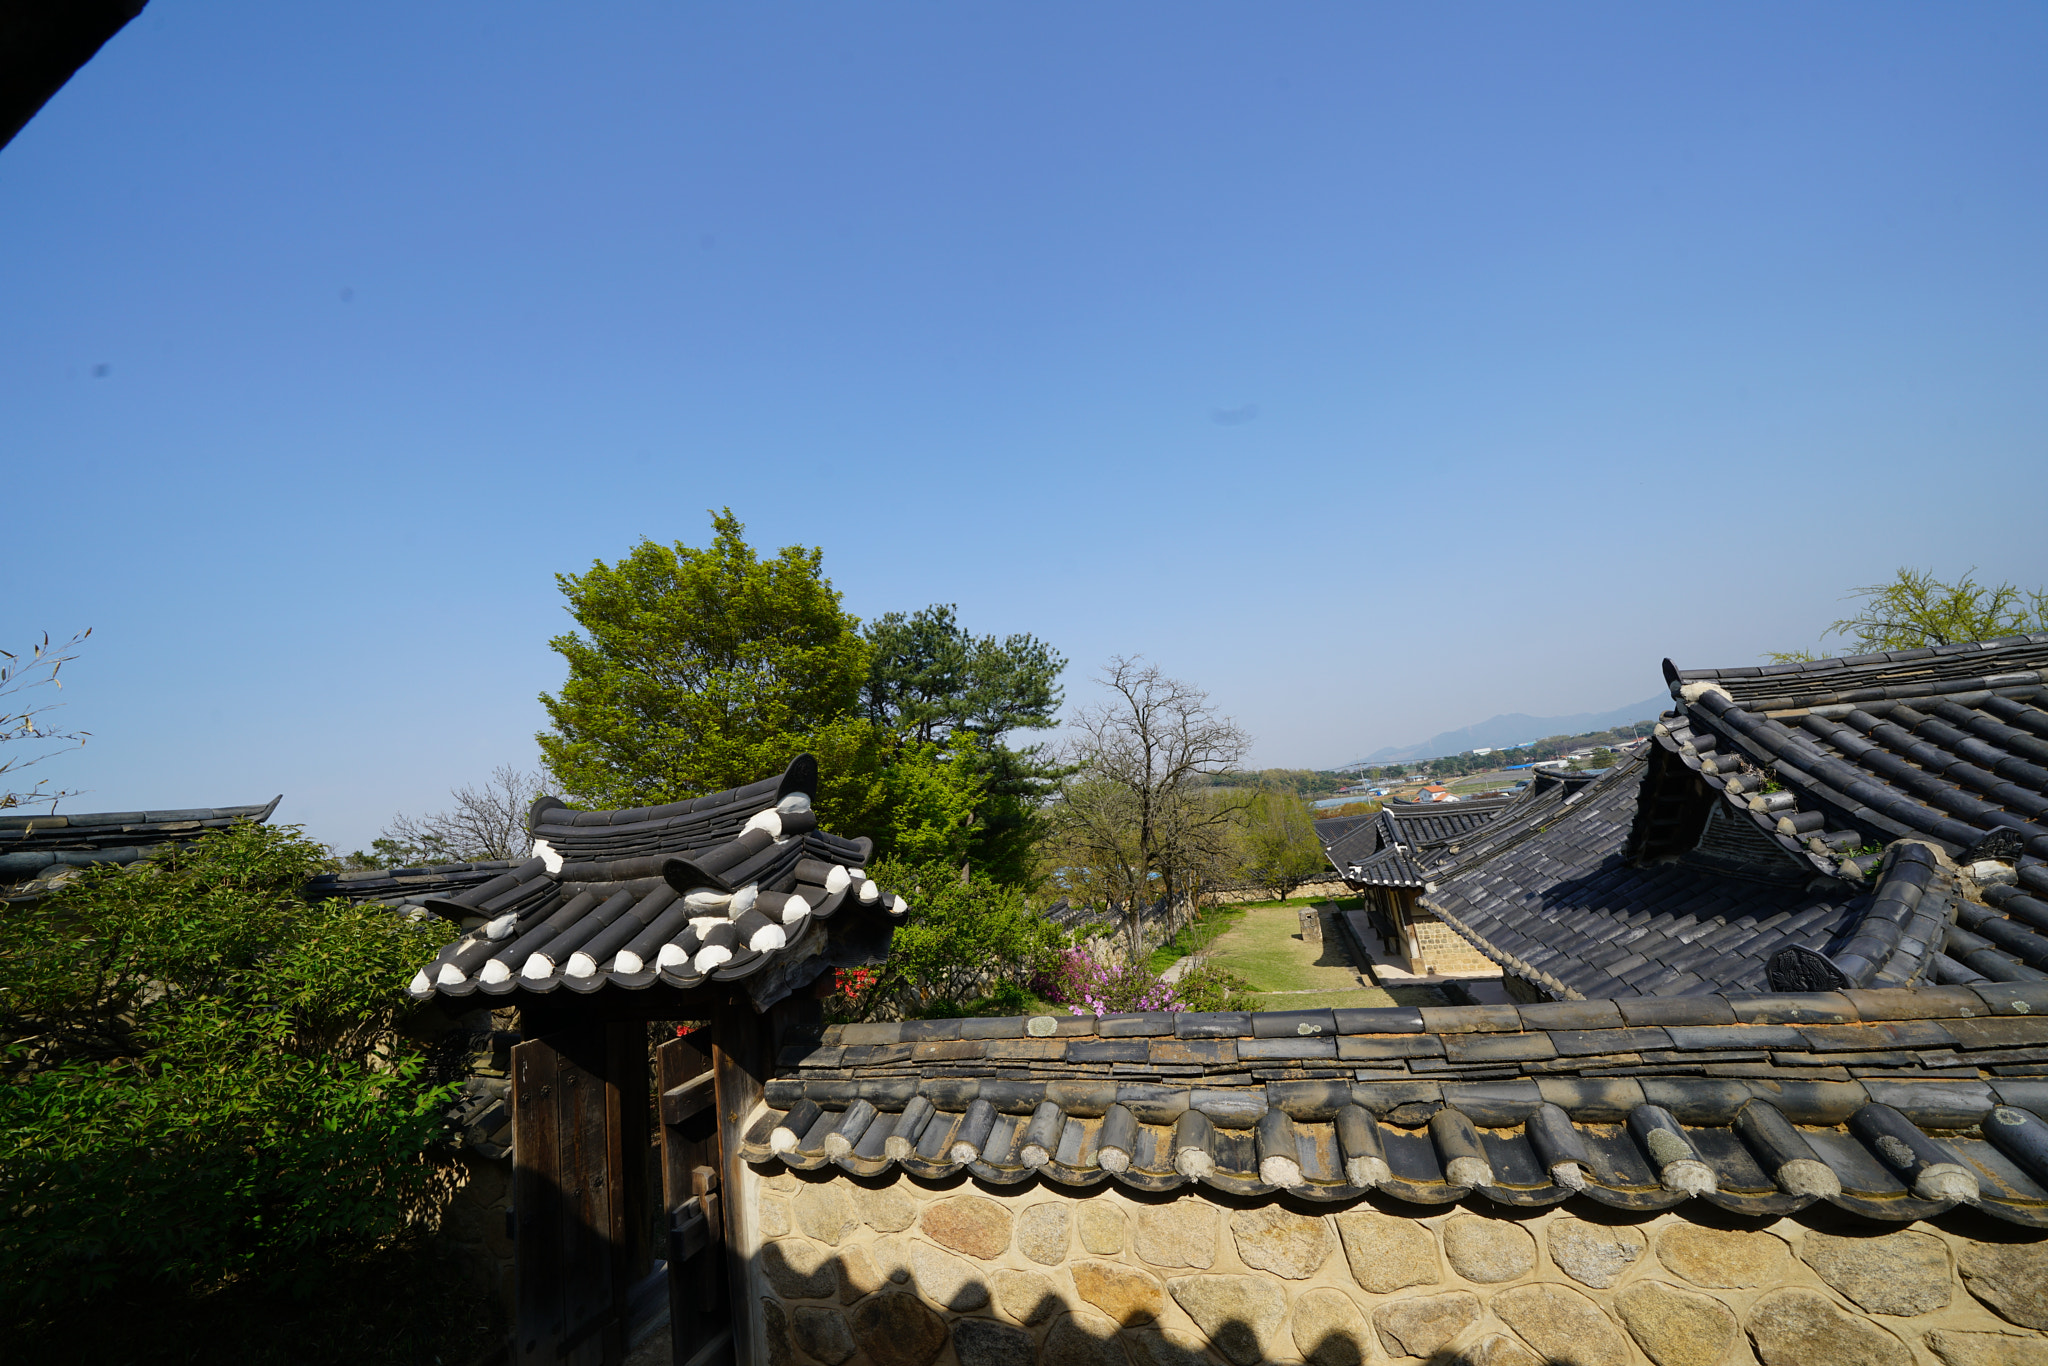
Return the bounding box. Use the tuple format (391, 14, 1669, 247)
(603, 1020, 651, 1362)
(511, 1037, 565, 1366)
(711, 996, 769, 1366)
(557, 1025, 614, 1366)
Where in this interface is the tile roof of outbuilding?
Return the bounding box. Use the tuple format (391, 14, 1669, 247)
(402, 757, 903, 1007)
(748, 984, 2048, 1228)
(1, 796, 282, 893)
(1418, 634, 2048, 997)
(1319, 796, 1524, 889)
(1418, 755, 1913, 999)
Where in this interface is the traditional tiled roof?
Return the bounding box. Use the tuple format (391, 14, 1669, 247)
(1320, 792, 1532, 890)
(1656, 633, 2048, 869)
(307, 858, 528, 910)
(748, 986, 2048, 1228)
(1419, 755, 1932, 999)
(1415, 636, 2048, 998)
(0, 796, 282, 894)
(403, 757, 904, 1007)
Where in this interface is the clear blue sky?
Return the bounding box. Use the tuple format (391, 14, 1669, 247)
(8, 3, 2046, 852)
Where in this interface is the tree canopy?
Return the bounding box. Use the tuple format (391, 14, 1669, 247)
(1233, 788, 1327, 901)
(1048, 657, 1250, 956)
(535, 514, 1066, 882)
(1773, 566, 2048, 660)
(865, 603, 1067, 885)
(536, 510, 878, 821)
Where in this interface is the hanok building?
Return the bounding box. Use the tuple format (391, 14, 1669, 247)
(1419, 634, 2048, 1001)
(395, 757, 2048, 1366)
(395, 755, 910, 1366)
(1318, 793, 1530, 976)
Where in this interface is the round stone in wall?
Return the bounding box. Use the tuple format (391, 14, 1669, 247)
(1547, 1217, 1646, 1289)
(1077, 1198, 1126, 1255)
(1041, 1310, 1129, 1366)
(851, 1180, 918, 1233)
(1125, 1326, 1216, 1366)
(763, 1298, 795, 1366)
(790, 1305, 856, 1365)
(920, 1193, 1012, 1260)
(1230, 1207, 1335, 1280)
(1443, 1214, 1537, 1284)
(992, 1266, 1061, 1325)
(836, 1245, 886, 1304)
(1614, 1280, 1738, 1366)
(1922, 1328, 2048, 1366)
(848, 1291, 949, 1366)
(1800, 1230, 1951, 1317)
(906, 1241, 990, 1311)
(1372, 1291, 1480, 1360)
(1656, 1223, 1791, 1290)
(1745, 1287, 1911, 1366)
(1490, 1282, 1631, 1366)
(1462, 1333, 1542, 1366)
(1071, 1260, 1166, 1326)
(761, 1238, 838, 1300)
(1135, 1201, 1221, 1270)
(1290, 1287, 1371, 1366)
(951, 1316, 1035, 1366)
(794, 1182, 860, 1245)
(1334, 1210, 1439, 1294)
(1168, 1273, 1289, 1366)
(1017, 1201, 1071, 1265)
(1958, 1239, 2048, 1330)
(759, 1195, 792, 1239)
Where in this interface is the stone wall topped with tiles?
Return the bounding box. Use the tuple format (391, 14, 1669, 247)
(749, 1166, 2048, 1366)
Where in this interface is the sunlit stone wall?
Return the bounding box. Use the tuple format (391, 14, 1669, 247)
(747, 1164, 2048, 1366)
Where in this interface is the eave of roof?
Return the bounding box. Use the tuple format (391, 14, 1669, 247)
(748, 985, 2048, 1228)
(403, 758, 903, 1009)
(0, 796, 282, 884)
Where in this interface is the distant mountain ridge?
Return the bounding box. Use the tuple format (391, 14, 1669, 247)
(1341, 693, 1669, 767)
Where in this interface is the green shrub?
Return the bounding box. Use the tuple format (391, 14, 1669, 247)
(843, 859, 1068, 1019)
(0, 824, 473, 1360)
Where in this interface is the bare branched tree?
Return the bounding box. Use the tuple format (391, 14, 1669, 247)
(1, 629, 92, 811)
(1049, 657, 1250, 960)
(362, 765, 543, 867)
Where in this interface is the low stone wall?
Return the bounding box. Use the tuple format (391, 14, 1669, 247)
(749, 1164, 2048, 1366)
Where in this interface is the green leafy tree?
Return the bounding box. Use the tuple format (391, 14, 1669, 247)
(0, 823, 462, 1352)
(1772, 567, 2048, 661)
(864, 604, 1066, 884)
(850, 856, 1068, 1017)
(536, 510, 879, 824)
(1234, 789, 1327, 902)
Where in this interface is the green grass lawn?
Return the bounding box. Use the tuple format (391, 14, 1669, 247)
(1190, 897, 1453, 1011)
(1239, 985, 1449, 1011)
(1204, 902, 1365, 993)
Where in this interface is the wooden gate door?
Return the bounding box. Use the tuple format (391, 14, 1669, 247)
(511, 1024, 650, 1366)
(657, 999, 770, 1366)
(656, 1028, 731, 1366)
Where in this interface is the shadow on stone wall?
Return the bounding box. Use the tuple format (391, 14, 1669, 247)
(750, 1163, 2048, 1366)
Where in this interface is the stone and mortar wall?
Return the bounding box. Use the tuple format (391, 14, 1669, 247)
(1404, 902, 1497, 977)
(749, 1163, 2048, 1366)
